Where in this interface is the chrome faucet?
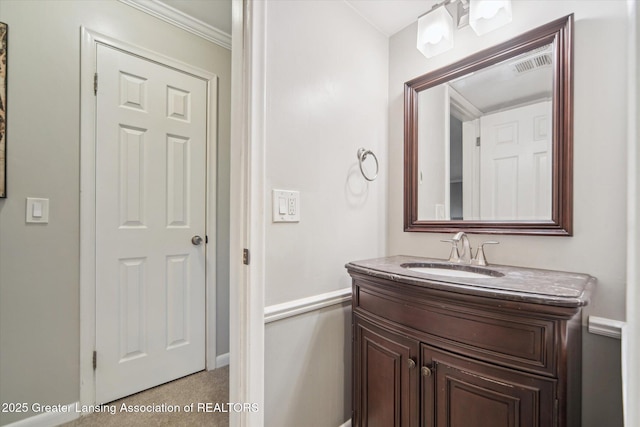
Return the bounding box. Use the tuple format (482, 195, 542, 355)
(452, 232, 472, 263)
(473, 241, 499, 266)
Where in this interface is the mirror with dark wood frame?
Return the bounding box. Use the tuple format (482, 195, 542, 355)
(404, 14, 573, 235)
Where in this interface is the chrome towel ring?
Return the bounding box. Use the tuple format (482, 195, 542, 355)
(357, 148, 379, 182)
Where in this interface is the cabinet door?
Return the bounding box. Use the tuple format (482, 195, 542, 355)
(421, 344, 556, 427)
(354, 316, 420, 427)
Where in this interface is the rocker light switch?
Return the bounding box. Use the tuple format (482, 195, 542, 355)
(278, 197, 287, 215)
(26, 198, 49, 223)
(32, 202, 43, 218)
(272, 189, 300, 223)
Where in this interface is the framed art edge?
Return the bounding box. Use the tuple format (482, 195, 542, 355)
(0, 22, 7, 198)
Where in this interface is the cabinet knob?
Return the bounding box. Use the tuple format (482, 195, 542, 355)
(421, 366, 432, 377)
(407, 358, 416, 369)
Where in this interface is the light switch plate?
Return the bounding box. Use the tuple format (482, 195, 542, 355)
(272, 189, 300, 222)
(26, 198, 49, 223)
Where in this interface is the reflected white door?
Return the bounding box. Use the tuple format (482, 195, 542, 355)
(479, 101, 551, 220)
(95, 44, 208, 404)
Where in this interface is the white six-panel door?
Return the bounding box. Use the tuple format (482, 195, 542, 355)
(95, 44, 208, 404)
(479, 101, 552, 221)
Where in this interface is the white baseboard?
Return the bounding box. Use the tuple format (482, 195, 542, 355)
(4, 403, 79, 427)
(588, 316, 625, 339)
(264, 288, 351, 324)
(339, 419, 352, 427)
(215, 352, 230, 368)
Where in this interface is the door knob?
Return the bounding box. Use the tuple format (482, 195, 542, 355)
(191, 235, 203, 245)
(407, 358, 416, 369)
(421, 366, 432, 377)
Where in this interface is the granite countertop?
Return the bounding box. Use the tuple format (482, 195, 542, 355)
(345, 255, 595, 307)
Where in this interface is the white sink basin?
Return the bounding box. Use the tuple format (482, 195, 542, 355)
(402, 263, 503, 279)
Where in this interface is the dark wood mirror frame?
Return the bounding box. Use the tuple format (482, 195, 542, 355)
(404, 14, 573, 236)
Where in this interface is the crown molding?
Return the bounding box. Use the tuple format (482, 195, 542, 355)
(119, 0, 231, 50)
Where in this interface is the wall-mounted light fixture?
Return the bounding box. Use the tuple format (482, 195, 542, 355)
(417, 0, 512, 58)
(469, 0, 512, 35)
(416, 4, 455, 58)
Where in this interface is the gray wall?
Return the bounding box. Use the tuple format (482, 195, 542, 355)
(0, 1, 230, 424)
(387, 2, 628, 426)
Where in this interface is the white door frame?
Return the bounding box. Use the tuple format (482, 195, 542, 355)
(229, 1, 266, 426)
(79, 27, 218, 407)
(624, 2, 639, 426)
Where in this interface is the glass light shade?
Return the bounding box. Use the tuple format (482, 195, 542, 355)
(469, 0, 512, 36)
(417, 6, 454, 58)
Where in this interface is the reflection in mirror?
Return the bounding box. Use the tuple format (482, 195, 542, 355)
(405, 14, 573, 235)
(417, 44, 553, 221)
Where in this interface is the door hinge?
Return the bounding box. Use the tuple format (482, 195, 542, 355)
(92, 351, 97, 370)
(243, 248, 250, 265)
(94, 73, 98, 95)
(205, 235, 209, 244)
(476, 136, 481, 147)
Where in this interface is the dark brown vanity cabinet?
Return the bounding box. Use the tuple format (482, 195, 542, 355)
(422, 345, 556, 427)
(348, 259, 592, 427)
(355, 316, 419, 427)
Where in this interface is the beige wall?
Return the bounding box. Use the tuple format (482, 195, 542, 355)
(387, 2, 628, 426)
(624, 1, 640, 424)
(263, 0, 389, 306)
(0, 1, 230, 424)
(262, 1, 388, 425)
(265, 303, 352, 427)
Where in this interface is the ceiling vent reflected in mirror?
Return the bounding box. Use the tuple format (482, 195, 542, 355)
(513, 53, 553, 74)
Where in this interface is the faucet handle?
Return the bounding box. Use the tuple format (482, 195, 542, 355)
(472, 241, 499, 266)
(441, 239, 461, 263)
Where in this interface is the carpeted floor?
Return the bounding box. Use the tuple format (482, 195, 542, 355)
(61, 366, 229, 427)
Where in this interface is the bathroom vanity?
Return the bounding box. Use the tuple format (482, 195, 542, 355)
(346, 256, 594, 427)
